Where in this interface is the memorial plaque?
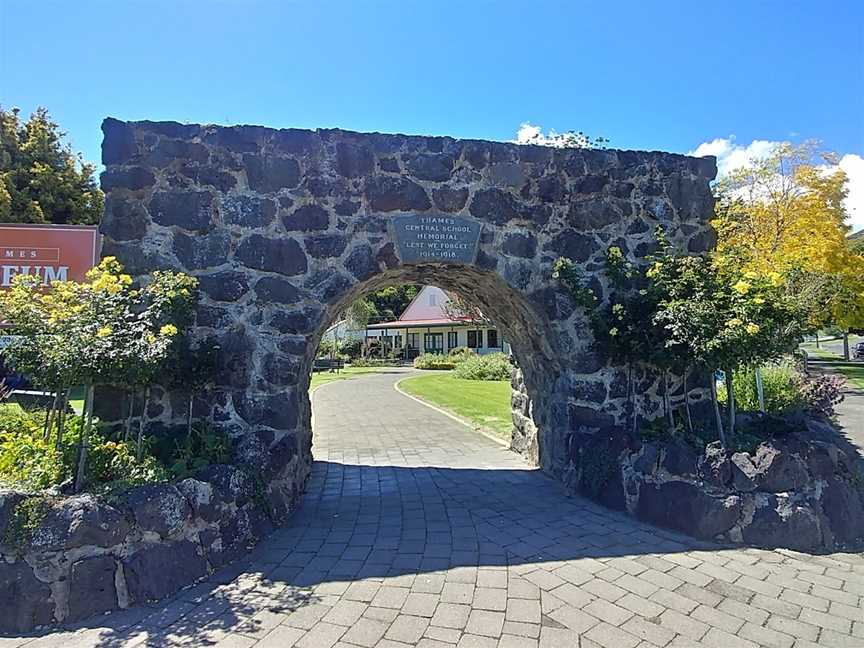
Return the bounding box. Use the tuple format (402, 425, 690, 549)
(392, 214, 481, 264)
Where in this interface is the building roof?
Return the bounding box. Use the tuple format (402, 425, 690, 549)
(367, 286, 474, 329)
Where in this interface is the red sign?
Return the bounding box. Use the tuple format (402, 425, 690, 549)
(0, 224, 101, 289)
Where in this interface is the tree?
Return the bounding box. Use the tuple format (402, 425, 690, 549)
(365, 284, 420, 321)
(0, 257, 197, 489)
(713, 140, 864, 352)
(0, 106, 103, 224)
(441, 292, 485, 324)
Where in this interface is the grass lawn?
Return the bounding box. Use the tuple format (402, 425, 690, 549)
(800, 344, 864, 389)
(309, 366, 386, 391)
(399, 372, 512, 442)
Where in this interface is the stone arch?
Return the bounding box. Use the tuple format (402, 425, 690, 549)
(97, 117, 717, 520)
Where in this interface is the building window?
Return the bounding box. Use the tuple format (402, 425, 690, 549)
(424, 333, 443, 353)
(467, 329, 483, 349)
(407, 333, 419, 349)
(447, 331, 458, 349)
(429, 293, 437, 306)
(487, 329, 499, 348)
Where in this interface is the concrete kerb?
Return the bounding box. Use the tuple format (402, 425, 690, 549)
(393, 373, 511, 448)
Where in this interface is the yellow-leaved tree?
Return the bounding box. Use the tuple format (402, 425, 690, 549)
(713, 141, 864, 356)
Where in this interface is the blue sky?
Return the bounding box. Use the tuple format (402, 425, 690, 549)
(2, 1, 863, 223)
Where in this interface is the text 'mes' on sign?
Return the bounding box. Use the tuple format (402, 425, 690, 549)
(0, 224, 101, 290)
(392, 214, 481, 264)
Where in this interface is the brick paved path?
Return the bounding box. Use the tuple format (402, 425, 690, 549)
(15, 369, 864, 647)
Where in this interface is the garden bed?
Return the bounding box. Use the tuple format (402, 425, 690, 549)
(0, 438, 304, 633)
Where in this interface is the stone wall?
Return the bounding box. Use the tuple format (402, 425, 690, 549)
(0, 458, 290, 632)
(564, 417, 864, 552)
(97, 118, 717, 500)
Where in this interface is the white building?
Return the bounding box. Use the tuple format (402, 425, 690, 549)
(366, 286, 508, 360)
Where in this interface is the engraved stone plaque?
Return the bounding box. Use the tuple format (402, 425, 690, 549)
(392, 214, 481, 264)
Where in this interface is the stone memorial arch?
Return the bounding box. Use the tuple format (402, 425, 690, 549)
(98, 118, 717, 520)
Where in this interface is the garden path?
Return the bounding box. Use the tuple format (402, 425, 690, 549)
(14, 369, 864, 648)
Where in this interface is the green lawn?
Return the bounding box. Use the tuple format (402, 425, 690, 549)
(399, 372, 513, 442)
(309, 366, 386, 391)
(800, 344, 864, 389)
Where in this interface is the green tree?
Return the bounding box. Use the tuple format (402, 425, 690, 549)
(365, 284, 420, 321)
(0, 258, 197, 490)
(0, 106, 103, 224)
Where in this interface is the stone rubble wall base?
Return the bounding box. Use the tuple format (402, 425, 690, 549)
(563, 417, 864, 553)
(0, 443, 304, 634)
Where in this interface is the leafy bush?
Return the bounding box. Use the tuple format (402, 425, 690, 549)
(413, 355, 456, 370)
(0, 407, 168, 492)
(719, 364, 805, 414)
(453, 352, 512, 381)
(350, 357, 401, 367)
(447, 347, 475, 363)
(799, 373, 846, 418)
(88, 438, 167, 488)
(718, 363, 846, 418)
(0, 407, 65, 490)
(166, 423, 232, 480)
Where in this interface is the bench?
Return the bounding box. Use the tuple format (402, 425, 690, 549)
(312, 358, 345, 372)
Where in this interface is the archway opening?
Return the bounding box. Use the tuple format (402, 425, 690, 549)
(297, 264, 565, 472)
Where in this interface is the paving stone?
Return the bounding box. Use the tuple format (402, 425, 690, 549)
(502, 620, 541, 638)
(622, 615, 676, 646)
(403, 592, 441, 617)
(472, 588, 507, 611)
(538, 627, 583, 648)
(456, 635, 497, 648)
(322, 599, 367, 625)
(584, 621, 641, 648)
(505, 598, 541, 624)
(372, 586, 411, 609)
(737, 621, 795, 648)
(546, 605, 598, 634)
(295, 621, 346, 648)
(340, 617, 388, 647)
(465, 609, 505, 637)
(691, 604, 745, 634)
(499, 634, 538, 648)
(700, 627, 758, 648)
(255, 625, 306, 647)
(617, 593, 665, 619)
(819, 629, 864, 648)
(431, 602, 472, 629)
(476, 569, 508, 589)
(442, 583, 475, 604)
(658, 609, 710, 641)
(386, 614, 431, 643)
(798, 607, 852, 633)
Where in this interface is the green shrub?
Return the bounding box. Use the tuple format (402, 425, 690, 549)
(0, 409, 66, 490)
(453, 352, 512, 381)
(88, 438, 167, 487)
(350, 357, 402, 368)
(718, 363, 806, 414)
(447, 347, 475, 363)
(166, 423, 233, 480)
(413, 354, 456, 370)
(0, 407, 168, 492)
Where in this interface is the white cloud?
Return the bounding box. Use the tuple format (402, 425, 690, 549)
(688, 137, 777, 177)
(689, 136, 864, 234)
(839, 153, 864, 234)
(515, 122, 545, 144)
